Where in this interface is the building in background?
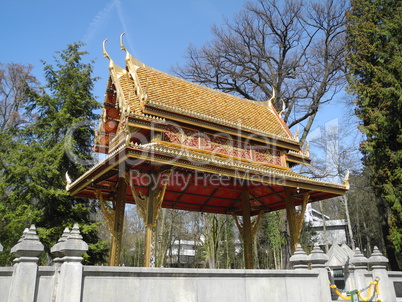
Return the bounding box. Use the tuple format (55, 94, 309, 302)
(304, 203, 349, 247)
(166, 239, 198, 266)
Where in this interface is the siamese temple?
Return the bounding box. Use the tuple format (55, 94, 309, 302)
(67, 34, 348, 268)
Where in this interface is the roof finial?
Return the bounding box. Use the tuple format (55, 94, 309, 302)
(103, 38, 110, 59)
(103, 38, 126, 74)
(103, 38, 115, 71)
(120, 32, 131, 64)
(65, 171, 72, 191)
(267, 88, 276, 107)
(303, 141, 309, 156)
(343, 169, 350, 189)
(279, 99, 286, 116)
(120, 32, 126, 51)
(294, 125, 299, 141)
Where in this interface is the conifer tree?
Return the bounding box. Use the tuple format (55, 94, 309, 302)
(346, 0, 402, 269)
(0, 43, 107, 264)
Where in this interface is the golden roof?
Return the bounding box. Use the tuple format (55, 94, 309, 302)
(134, 67, 293, 140)
(101, 39, 299, 147)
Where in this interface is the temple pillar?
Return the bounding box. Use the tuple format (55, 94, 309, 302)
(284, 187, 309, 254)
(96, 177, 127, 266)
(242, 187, 253, 269)
(128, 168, 171, 267)
(233, 186, 263, 269)
(110, 178, 126, 266)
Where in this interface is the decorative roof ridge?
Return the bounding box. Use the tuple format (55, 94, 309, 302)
(103, 39, 128, 113)
(120, 33, 149, 110)
(128, 112, 166, 123)
(269, 101, 295, 141)
(288, 148, 310, 158)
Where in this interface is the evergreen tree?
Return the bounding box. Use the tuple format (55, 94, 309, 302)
(348, 169, 384, 255)
(346, 0, 402, 269)
(0, 43, 107, 265)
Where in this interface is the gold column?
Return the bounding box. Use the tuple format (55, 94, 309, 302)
(233, 186, 263, 269)
(128, 168, 171, 267)
(96, 177, 127, 266)
(284, 187, 309, 254)
(241, 187, 253, 269)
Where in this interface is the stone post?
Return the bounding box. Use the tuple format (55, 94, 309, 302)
(50, 227, 70, 266)
(8, 225, 44, 302)
(309, 243, 329, 269)
(369, 246, 396, 301)
(289, 244, 309, 270)
(349, 247, 368, 291)
(309, 243, 331, 301)
(55, 223, 88, 302)
(50, 227, 71, 302)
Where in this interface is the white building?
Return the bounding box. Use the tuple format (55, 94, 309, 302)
(167, 239, 197, 266)
(305, 203, 349, 246)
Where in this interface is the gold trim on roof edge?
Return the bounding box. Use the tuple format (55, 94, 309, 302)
(68, 141, 347, 197)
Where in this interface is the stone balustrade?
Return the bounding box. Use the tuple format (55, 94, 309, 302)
(0, 228, 400, 302)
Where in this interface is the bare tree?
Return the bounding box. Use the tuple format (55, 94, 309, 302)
(0, 63, 40, 132)
(302, 117, 362, 250)
(173, 0, 348, 145)
(202, 213, 225, 268)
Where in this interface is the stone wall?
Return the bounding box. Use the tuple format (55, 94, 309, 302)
(0, 225, 400, 302)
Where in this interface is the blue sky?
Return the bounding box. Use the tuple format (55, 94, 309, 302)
(1, 0, 246, 99)
(1, 0, 355, 138)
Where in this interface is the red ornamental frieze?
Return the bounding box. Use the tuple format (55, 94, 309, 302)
(254, 148, 282, 166)
(163, 125, 282, 166)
